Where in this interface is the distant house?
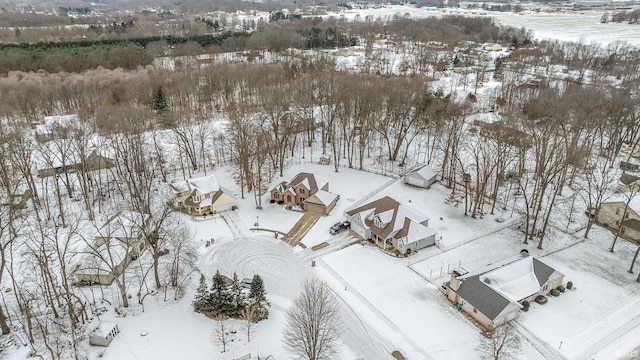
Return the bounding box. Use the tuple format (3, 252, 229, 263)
(620, 161, 640, 172)
(76, 211, 149, 285)
(270, 172, 329, 207)
(345, 196, 437, 255)
(482, 43, 502, 51)
(617, 173, 640, 193)
(303, 190, 340, 216)
(170, 174, 237, 215)
(34, 114, 79, 142)
(445, 251, 564, 330)
(89, 321, 119, 347)
(596, 195, 640, 242)
(37, 150, 115, 178)
(404, 164, 437, 189)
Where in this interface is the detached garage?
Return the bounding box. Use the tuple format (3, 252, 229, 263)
(304, 191, 339, 216)
(89, 321, 119, 347)
(404, 164, 437, 189)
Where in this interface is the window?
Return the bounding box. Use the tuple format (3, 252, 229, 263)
(543, 284, 548, 291)
(192, 196, 199, 202)
(300, 197, 305, 202)
(299, 188, 305, 194)
(274, 193, 279, 199)
(622, 226, 626, 234)
(616, 208, 620, 215)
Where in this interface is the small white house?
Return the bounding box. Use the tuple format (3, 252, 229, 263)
(404, 164, 437, 189)
(89, 321, 119, 347)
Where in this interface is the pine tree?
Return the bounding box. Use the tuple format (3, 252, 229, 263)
(192, 274, 210, 313)
(152, 85, 167, 112)
(230, 273, 247, 317)
(208, 270, 234, 318)
(247, 274, 270, 322)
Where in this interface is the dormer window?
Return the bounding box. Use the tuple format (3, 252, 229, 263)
(373, 216, 385, 228)
(192, 195, 199, 202)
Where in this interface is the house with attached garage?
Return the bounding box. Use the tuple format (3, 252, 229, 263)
(170, 174, 237, 216)
(596, 194, 640, 242)
(404, 164, 437, 189)
(444, 250, 565, 330)
(270, 172, 330, 207)
(345, 196, 437, 255)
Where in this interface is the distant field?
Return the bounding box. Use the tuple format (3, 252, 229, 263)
(492, 12, 640, 47)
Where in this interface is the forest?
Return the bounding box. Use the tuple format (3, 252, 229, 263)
(0, 11, 638, 359)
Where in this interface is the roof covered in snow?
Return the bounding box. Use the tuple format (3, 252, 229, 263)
(304, 190, 339, 206)
(346, 196, 431, 240)
(406, 164, 437, 181)
(451, 252, 563, 320)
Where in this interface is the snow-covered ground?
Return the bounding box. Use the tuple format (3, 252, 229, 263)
(29, 6, 640, 360)
(89, 155, 640, 360)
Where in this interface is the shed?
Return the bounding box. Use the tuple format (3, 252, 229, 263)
(89, 321, 119, 347)
(404, 164, 437, 189)
(304, 191, 340, 216)
(319, 154, 331, 165)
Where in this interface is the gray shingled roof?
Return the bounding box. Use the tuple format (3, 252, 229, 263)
(532, 258, 556, 287)
(450, 252, 562, 321)
(454, 274, 513, 321)
(620, 173, 640, 186)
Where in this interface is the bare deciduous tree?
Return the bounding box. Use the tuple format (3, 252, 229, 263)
(282, 279, 341, 360)
(477, 324, 521, 360)
(212, 319, 234, 353)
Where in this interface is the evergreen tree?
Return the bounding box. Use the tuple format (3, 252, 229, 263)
(152, 85, 167, 112)
(208, 270, 234, 318)
(192, 274, 210, 313)
(247, 274, 270, 321)
(230, 273, 247, 317)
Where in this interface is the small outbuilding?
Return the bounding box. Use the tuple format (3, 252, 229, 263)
(404, 164, 437, 189)
(89, 321, 120, 347)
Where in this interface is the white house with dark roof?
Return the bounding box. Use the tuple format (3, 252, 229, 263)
(346, 196, 437, 255)
(170, 174, 237, 215)
(404, 164, 437, 189)
(445, 251, 564, 330)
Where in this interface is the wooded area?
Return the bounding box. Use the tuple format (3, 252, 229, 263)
(0, 11, 638, 359)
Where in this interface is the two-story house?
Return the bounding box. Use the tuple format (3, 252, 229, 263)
(170, 174, 237, 216)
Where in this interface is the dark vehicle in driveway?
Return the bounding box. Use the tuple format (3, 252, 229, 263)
(330, 221, 350, 235)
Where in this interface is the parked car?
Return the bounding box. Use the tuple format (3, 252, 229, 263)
(241, 278, 252, 289)
(330, 221, 350, 235)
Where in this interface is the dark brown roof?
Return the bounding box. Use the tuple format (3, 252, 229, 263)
(346, 196, 401, 239)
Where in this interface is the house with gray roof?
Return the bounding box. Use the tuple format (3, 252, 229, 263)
(445, 251, 564, 330)
(346, 196, 437, 255)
